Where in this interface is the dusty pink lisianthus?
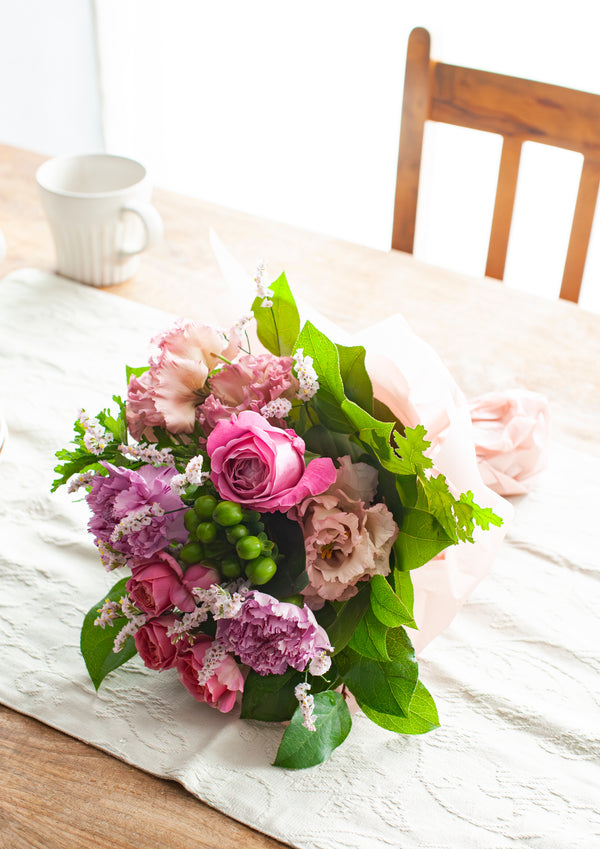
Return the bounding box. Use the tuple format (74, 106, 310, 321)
(216, 591, 332, 676)
(134, 614, 179, 671)
(127, 553, 219, 616)
(176, 636, 244, 713)
(206, 410, 336, 512)
(86, 462, 187, 562)
(289, 456, 398, 604)
(197, 353, 298, 433)
(126, 319, 240, 438)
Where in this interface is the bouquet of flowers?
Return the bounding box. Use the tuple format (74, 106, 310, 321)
(53, 269, 502, 769)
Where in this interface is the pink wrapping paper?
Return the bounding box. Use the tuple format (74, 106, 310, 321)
(469, 390, 550, 496)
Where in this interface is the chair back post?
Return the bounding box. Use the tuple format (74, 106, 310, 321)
(392, 27, 432, 253)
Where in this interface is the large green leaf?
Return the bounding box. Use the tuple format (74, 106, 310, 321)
(252, 271, 300, 356)
(336, 343, 373, 413)
(361, 680, 440, 735)
(348, 604, 390, 661)
(337, 635, 418, 718)
(241, 668, 302, 722)
(394, 508, 454, 571)
(273, 691, 352, 769)
(80, 578, 137, 691)
(327, 582, 371, 655)
(369, 574, 415, 628)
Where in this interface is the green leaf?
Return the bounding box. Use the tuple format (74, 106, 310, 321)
(392, 425, 434, 475)
(327, 582, 370, 655)
(273, 691, 352, 769)
(252, 272, 300, 356)
(336, 343, 373, 413)
(455, 490, 504, 541)
(348, 604, 390, 661)
(260, 512, 308, 598)
(80, 578, 137, 690)
(370, 574, 415, 628)
(394, 507, 454, 571)
(125, 364, 149, 383)
(361, 680, 440, 735)
(336, 635, 418, 718)
(302, 425, 363, 462)
(393, 570, 416, 628)
(241, 668, 302, 722)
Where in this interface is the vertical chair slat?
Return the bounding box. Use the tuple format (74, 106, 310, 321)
(560, 158, 600, 302)
(485, 137, 522, 280)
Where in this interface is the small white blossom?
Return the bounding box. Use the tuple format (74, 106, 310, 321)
(95, 540, 128, 571)
(110, 503, 164, 544)
(260, 397, 293, 420)
(192, 584, 246, 619)
(94, 598, 121, 628)
(196, 640, 228, 685)
(232, 311, 254, 336)
(254, 260, 274, 307)
(294, 682, 316, 732)
(119, 443, 175, 467)
(293, 349, 319, 401)
(113, 614, 147, 653)
(67, 470, 95, 493)
(78, 409, 114, 456)
(309, 651, 332, 676)
(170, 455, 209, 495)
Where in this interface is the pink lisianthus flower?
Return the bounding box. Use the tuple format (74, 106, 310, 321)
(134, 614, 179, 671)
(126, 553, 219, 616)
(216, 591, 332, 676)
(127, 319, 240, 438)
(289, 456, 398, 605)
(206, 410, 336, 512)
(176, 635, 244, 713)
(86, 462, 187, 562)
(197, 353, 298, 433)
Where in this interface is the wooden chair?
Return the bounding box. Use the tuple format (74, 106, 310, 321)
(393, 27, 600, 302)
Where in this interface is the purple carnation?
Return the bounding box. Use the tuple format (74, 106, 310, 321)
(216, 591, 332, 676)
(86, 462, 186, 561)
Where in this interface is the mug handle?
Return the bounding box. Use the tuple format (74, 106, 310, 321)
(119, 201, 163, 256)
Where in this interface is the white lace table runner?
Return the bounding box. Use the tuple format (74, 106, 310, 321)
(0, 269, 598, 849)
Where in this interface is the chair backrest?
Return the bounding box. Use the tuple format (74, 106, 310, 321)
(393, 27, 600, 302)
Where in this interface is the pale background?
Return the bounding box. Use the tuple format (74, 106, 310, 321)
(1, 0, 600, 312)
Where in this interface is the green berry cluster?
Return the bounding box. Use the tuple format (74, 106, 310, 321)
(180, 492, 278, 586)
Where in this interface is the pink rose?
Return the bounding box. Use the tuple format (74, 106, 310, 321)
(127, 552, 218, 616)
(134, 614, 178, 671)
(289, 456, 398, 604)
(176, 636, 244, 713)
(206, 410, 336, 512)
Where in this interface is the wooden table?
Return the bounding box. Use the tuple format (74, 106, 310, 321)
(1, 143, 599, 849)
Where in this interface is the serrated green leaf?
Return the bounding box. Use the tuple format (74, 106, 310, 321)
(370, 574, 415, 628)
(252, 272, 300, 356)
(361, 680, 439, 735)
(273, 691, 352, 769)
(125, 364, 150, 383)
(80, 578, 137, 690)
(392, 425, 434, 475)
(348, 604, 390, 660)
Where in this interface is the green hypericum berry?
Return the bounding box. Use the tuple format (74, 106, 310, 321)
(213, 500, 244, 527)
(226, 523, 248, 544)
(245, 556, 277, 585)
(179, 541, 204, 564)
(183, 509, 200, 534)
(235, 535, 263, 560)
(221, 555, 243, 579)
(194, 494, 218, 520)
(281, 594, 304, 607)
(196, 521, 217, 544)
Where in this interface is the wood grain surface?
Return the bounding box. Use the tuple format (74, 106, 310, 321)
(1, 142, 599, 849)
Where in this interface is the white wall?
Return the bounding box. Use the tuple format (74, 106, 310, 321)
(0, 0, 103, 155)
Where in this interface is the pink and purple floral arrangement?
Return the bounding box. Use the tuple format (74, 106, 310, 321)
(54, 269, 501, 768)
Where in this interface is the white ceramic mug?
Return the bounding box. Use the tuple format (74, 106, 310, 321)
(36, 153, 163, 287)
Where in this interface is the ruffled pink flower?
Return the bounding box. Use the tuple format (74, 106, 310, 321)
(176, 636, 244, 713)
(86, 462, 187, 561)
(206, 410, 336, 513)
(216, 591, 332, 676)
(127, 553, 219, 616)
(134, 614, 179, 670)
(289, 456, 398, 604)
(198, 353, 298, 433)
(126, 319, 240, 437)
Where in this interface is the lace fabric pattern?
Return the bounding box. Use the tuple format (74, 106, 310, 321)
(0, 270, 598, 849)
